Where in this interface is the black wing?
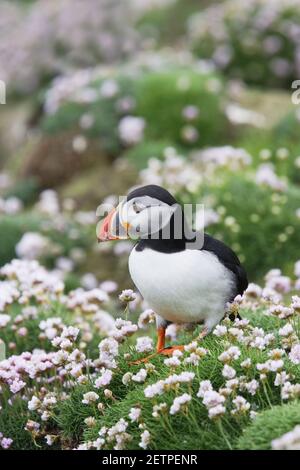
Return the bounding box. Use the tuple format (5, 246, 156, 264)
(202, 233, 248, 300)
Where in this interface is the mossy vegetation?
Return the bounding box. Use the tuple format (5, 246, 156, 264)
(236, 402, 300, 450)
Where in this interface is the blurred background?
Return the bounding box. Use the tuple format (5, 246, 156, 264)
(0, 0, 299, 291)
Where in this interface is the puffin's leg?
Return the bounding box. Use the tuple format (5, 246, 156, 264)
(129, 316, 169, 364)
(156, 326, 166, 352)
(196, 327, 209, 341)
(159, 344, 185, 355)
(129, 329, 165, 364)
(130, 317, 185, 363)
(157, 322, 211, 356)
(155, 316, 186, 356)
(195, 317, 218, 342)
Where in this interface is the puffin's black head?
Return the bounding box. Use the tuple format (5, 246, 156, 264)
(97, 184, 181, 242)
(127, 185, 177, 206)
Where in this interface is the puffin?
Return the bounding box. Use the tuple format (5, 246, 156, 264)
(97, 184, 248, 358)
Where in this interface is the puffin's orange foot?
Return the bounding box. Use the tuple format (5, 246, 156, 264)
(129, 345, 185, 365)
(129, 352, 158, 365)
(160, 345, 185, 356)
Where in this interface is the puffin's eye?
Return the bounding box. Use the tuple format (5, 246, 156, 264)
(133, 201, 144, 214)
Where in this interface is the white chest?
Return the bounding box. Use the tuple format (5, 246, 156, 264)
(128, 247, 235, 325)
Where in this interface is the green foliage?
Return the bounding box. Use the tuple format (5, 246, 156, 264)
(0, 302, 71, 356)
(84, 387, 231, 450)
(0, 214, 40, 267)
(192, 174, 300, 280)
(41, 75, 137, 154)
(58, 329, 236, 450)
(2, 301, 300, 450)
(0, 210, 91, 269)
(237, 402, 300, 450)
(56, 314, 292, 450)
(189, 0, 300, 89)
(4, 178, 39, 205)
(137, 0, 206, 46)
(135, 69, 228, 148)
(11, 0, 35, 4)
(269, 111, 300, 184)
(124, 140, 175, 170)
(275, 109, 300, 143)
(41, 102, 84, 136)
(56, 353, 136, 443)
(43, 221, 90, 263)
(41, 65, 229, 158)
(63, 273, 82, 293)
(0, 397, 41, 450)
(56, 384, 97, 444)
(237, 128, 300, 185)
(41, 99, 121, 155)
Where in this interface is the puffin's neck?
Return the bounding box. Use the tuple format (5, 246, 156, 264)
(135, 208, 195, 254)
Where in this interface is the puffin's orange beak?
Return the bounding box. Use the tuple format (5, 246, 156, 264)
(97, 208, 117, 242)
(97, 207, 130, 242)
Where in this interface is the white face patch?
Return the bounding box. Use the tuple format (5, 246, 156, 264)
(119, 196, 177, 239)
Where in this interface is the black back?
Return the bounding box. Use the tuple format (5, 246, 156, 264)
(202, 233, 248, 299)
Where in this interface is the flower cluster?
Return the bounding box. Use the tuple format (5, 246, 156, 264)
(0, 0, 138, 95)
(139, 145, 251, 196)
(170, 393, 192, 415)
(1, 255, 300, 450)
(144, 371, 195, 398)
(189, 0, 300, 88)
(0, 196, 23, 215)
(0, 433, 13, 450)
(110, 319, 138, 342)
(135, 336, 153, 353)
